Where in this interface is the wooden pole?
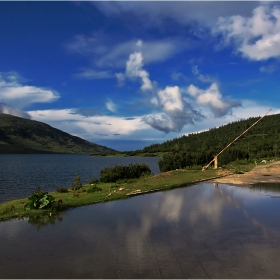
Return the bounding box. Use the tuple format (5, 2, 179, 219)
(202, 108, 272, 171)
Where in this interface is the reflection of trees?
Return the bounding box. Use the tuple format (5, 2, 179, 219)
(251, 183, 280, 193)
(214, 183, 274, 241)
(27, 211, 66, 230)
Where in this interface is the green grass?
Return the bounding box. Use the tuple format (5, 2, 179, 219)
(0, 168, 226, 222)
(0, 160, 260, 223)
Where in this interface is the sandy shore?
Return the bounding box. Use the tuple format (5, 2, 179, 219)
(210, 161, 280, 185)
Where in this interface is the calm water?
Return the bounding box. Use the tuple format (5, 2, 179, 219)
(0, 154, 160, 204)
(1, 182, 280, 278)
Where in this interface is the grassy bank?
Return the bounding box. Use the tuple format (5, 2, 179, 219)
(0, 163, 254, 222)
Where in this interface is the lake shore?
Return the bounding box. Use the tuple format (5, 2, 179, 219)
(210, 161, 280, 185)
(1, 161, 280, 222)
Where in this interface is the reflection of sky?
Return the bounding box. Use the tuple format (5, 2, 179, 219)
(1, 182, 280, 274)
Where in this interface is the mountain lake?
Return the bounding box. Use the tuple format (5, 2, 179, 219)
(1, 155, 280, 278)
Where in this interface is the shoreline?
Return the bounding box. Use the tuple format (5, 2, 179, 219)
(1, 161, 280, 222)
(210, 161, 280, 185)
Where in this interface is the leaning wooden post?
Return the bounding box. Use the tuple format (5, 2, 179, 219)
(202, 108, 272, 171)
(214, 156, 218, 169)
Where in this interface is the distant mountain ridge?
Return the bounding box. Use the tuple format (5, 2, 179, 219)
(0, 114, 117, 154)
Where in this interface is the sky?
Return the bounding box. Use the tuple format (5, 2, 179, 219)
(0, 1, 280, 151)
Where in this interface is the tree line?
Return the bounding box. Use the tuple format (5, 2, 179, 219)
(128, 113, 280, 171)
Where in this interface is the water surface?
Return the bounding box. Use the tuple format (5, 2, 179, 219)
(0, 154, 160, 203)
(1, 182, 280, 278)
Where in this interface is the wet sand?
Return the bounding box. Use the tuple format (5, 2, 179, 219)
(211, 161, 280, 185)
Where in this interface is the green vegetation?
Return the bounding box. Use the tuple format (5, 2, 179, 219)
(88, 178, 99, 184)
(24, 187, 56, 210)
(0, 114, 117, 154)
(56, 187, 69, 193)
(2, 113, 280, 222)
(71, 174, 83, 190)
(100, 163, 152, 183)
(0, 166, 231, 222)
(116, 113, 280, 171)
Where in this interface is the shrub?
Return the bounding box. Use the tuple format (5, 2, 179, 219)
(24, 187, 56, 210)
(71, 174, 83, 190)
(89, 178, 99, 184)
(100, 163, 152, 183)
(56, 187, 69, 193)
(87, 186, 102, 193)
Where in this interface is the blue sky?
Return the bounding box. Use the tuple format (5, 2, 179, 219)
(1, 1, 280, 151)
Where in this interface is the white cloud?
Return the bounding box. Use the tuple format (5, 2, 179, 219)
(191, 65, 215, 83)
(0, 102, 31, 119)
(0, 72, 59, 109)
(25, 100, 280, 145)
(93, 2, 258, 27)
(142, 113, 181, 133)
(170, 72, 186, 81)
(106, 99, 117, 113)
(187, 83, 241, 117)
(143, 86, 204, 133)
(158, 86, 183, 113)
(259, 64, 278, 73)
(66, 35, 192, 69)
(136, 39, 143, 47)
(125, 52, 153, 91)
(213, 4, 280, 61)
(27, 109, 151, 141)
(180, 100, 280, 140)
(115, 72, 126, 87)
(74, 69, 112, 79)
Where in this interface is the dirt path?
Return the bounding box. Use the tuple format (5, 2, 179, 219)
(210, 161, 280, 185)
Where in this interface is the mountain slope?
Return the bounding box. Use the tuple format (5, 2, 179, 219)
(134, 113, 280, 167)
(0, 114, 117, 154)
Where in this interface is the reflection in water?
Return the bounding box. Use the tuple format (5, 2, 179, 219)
(1, 183, 280, 278)
(27, 211, 67, 230)
(251, 182, 280, 194)
(214, 183, 274, 242)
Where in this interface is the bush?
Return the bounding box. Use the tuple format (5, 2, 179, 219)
(87, 186, 102, 193)
(24, 187, 56, 210)
(89, 178, 99, 184)
(57, 187, 69, 193)
(71, 174, 83, 190)
(100, 163, 152, 183)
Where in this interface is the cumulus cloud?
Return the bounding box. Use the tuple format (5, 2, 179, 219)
(106, 99, 117, 113)
(158, 86, 183, 113)
(142, 86, 204, 133)
(116, 44, 154, 90)
(125, 52, 153, 91)
(0, 72, 59, 109)
(142, 113, 182, 133)
(0, 102, 31, 119)
(213, 4, 280, 61)
(187, 83, 241, 117)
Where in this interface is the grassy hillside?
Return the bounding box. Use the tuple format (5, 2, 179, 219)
(0, 114, 117, 154)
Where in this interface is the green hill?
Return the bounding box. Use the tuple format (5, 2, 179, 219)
(0, 114, 117, 154)
(129, 113, 280, 171)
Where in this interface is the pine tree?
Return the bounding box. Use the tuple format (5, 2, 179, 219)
(71, 174, 83, 190)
